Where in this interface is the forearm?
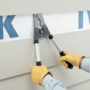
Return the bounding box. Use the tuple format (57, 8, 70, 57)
(42, 74, 67, 90)
(81, 58, 90, 72)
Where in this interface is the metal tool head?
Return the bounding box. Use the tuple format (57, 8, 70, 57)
(33, 14, 51, 42)
(33, 14, 43, 41)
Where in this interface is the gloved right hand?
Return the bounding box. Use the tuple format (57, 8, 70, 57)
(59, 52, 85, 68)
(31, 65, 52, 85)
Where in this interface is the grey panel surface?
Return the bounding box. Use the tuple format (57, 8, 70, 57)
(0, 0, 90, 15)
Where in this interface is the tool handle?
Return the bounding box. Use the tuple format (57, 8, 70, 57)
(49, 35, 73, 69)
(60, 51, 73, 69)
(36, 61, 42, 66)
(34, 41, 42, 66)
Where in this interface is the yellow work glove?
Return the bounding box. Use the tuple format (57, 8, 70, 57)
(59, 52, 85, 68)
(31, 65, 52, 85)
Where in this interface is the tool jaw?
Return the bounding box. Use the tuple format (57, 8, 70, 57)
(34, 28, 43, 43)
(33, 14, 51, 42)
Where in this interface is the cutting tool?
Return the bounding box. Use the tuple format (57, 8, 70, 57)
(33, 14, 73, 69)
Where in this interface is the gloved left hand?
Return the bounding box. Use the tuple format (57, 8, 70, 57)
(31, 65, 52, 85)
(58, 52, 85, 68)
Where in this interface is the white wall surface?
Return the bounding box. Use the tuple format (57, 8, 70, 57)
(1, 11, 90, 40)
(0, 13, 90, 90)
(2, 11, 90, 41)
(1, 13, 78, 40)
(0, 0, 90, 15)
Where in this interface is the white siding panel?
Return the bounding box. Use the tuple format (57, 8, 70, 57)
(0, 0, 90, 15)
(0, 30, 90, 80)
(68, 80, 90, 90)
(0, 66, 90, 90)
